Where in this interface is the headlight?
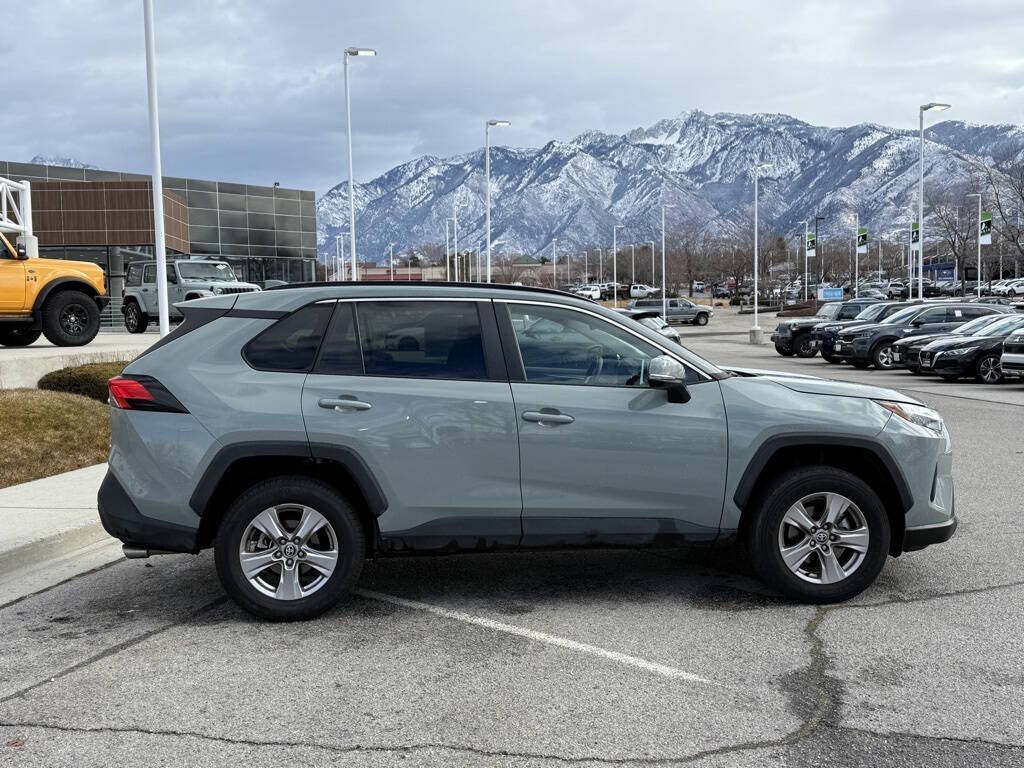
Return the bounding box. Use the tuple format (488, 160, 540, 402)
(822, 324, 841, 332)
(876, 400, 944, 434)
(942, 346, 977, 357)
(213, 286, 223, 294)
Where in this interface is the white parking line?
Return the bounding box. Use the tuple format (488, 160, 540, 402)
(353, 588, 713, 686)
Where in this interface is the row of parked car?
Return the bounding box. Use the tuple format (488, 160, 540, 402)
(771, 297, 1024, 384)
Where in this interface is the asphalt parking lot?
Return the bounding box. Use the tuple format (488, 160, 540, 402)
(2, 309, 1023, 767)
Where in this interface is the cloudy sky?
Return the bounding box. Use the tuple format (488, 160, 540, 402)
(6, 0, 1023, 195)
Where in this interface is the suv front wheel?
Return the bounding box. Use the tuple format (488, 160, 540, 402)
(747, 467, 890, 603)
(215, 476, 365, 621)
(41, 289, 101, 346)
(124, 300, 149, 334)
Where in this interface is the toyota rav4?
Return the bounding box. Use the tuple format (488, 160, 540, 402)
(99, 283, 957, 620)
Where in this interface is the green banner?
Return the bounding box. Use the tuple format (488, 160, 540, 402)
(911, 221, 920, 252)
(806, 232, 816, 257)
(980, 211, 992, 245)
(857, 226, 868, 254)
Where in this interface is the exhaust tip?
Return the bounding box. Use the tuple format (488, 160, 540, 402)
(122, 545, 151, 559)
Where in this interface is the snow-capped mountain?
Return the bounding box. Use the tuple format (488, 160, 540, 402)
(316, 110, 1024, 263)
(30, 155, 98, 169)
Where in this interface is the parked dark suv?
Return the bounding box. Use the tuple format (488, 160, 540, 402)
(99, 283, 956, 620)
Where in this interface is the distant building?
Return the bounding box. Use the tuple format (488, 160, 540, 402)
(0, 160, 316, 292)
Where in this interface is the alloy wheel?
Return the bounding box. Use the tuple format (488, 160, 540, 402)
(978, 356, 1002, 384)
(59, 303, 88, 336)
(238, 504, 339, 600)
(777, 492, 869, 585)
(874, 344, 893, 368)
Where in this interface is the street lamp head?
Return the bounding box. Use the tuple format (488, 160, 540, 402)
(487, 119, 511, 127)
(921, 102, 951, 112)
(345, 47, 376, 57)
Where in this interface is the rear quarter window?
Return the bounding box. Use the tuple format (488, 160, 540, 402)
(125, 265, 143, 287)
(243, 302, 335, 372)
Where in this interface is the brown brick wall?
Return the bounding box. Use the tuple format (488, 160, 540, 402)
(32, 181, 189, 253)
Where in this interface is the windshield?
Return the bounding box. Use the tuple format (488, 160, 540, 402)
(953, 315, 1006, 335)
(853, 303, 888, 321)
(973, 315, 1024, 337)
(881, 306, 925, 325)
(816, 303, 841, 319)
(177, 262, 237, 282)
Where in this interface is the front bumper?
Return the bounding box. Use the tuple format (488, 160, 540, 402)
(95, 296, 111, 310)
(919, 350, 976, 375)
(97, 471, 199, 553)
(1001, 351, 1024, 376)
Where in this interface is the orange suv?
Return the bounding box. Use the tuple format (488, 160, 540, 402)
(0, 246, 108, 347)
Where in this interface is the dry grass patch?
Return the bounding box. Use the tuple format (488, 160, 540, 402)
(0, 389, 110, 488)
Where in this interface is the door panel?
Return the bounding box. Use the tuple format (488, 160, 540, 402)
(0, 258, 26, 311)
(302, 375, 522, 548)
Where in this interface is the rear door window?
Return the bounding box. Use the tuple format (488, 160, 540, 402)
(315, 302, 363, 375)
(142, 265, 156, 284)
(125, 264, 143, 287)
(355, 301, 487, 380)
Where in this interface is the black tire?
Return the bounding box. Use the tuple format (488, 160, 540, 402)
(775, 342, 794, 357)
(214, 476, 365, 621)
(850, 360, 871, 369)
(821, 353, 842, 364)
(0, 324, 42, 347)
(694, 313, 709, 326)
(747, 467, 890, 604)
(975, 353, 1003, 385)
(41, 290, 100, 346)
(124, 300, 149, 334)
(871, 342, 895, 370)
(793, 333, 817, 358)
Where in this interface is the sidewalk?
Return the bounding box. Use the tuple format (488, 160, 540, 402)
(0, 333, 154, 389)
(0, 464, 122, 602)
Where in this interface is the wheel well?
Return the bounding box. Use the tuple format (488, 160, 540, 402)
(736, 444, 906, 556)
(39, 280, 99, 309)
(195, 456, 379, 556)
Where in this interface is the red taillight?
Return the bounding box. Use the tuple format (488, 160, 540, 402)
(108, 376, 155, 409)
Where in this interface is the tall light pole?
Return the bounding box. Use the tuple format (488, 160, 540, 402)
(799, 219, 808, 300)
(661, 204, 674, 319)
(918, 102, 950, 299)
(334, 235, 342, 281)
(630, 243, 636, 284)
(751, 163, 772, 341)
(612, 224, 624, 306)
(453, 202, 459, 281)
(343, 47, 375, 273)
(485, 119, 510, 283)
(853, 212, 860, 298)
(389, 242, 396, 280)
(582, 250, 589, 281)
(646, 240, 655, 285)
(551, 238, 557, 288)
(143, 0, 169, 336)
(595, 248, 603, 283)
(445, 218, 452, 281)
(967, 192, 982, 297)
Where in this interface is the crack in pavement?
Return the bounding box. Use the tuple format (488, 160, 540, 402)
(842, 725, 1024, 751)
(0, 596, 229, 705)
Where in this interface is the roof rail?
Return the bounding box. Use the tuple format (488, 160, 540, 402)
(264, 280, 578, 298)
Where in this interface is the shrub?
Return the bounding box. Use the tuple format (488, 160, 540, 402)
(38, 361, 129, 403)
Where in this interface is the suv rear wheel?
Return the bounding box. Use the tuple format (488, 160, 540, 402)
(694, 313, 709, 326)
(41, 289, 100, 346)
(747, 467, 890, 603)
(124, 300, 149, 334)
(214, 476, 365, 621)
(0, 324, 42, 347)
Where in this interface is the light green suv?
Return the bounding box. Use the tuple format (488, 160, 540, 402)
(98, 282, 956, 620)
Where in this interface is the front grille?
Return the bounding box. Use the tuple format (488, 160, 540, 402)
(906, 348, 921, 364)
(1004, 343, 1024, 355)
(217, 286, 258, 295)
(920, 352, 933, 365)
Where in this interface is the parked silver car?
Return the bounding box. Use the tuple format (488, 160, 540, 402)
(99, 282, 955, 619)
(627, 297, 713, 325)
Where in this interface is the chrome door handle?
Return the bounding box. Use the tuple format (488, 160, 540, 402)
(318, 397, 372, 412)
(522, 410, 574, 425)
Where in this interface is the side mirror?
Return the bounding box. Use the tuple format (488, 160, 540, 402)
(648, 355, 691, 403)
(15, 243, 29, 260)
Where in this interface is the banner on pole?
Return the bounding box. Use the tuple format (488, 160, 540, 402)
(857, 226, 868, 255)
(911, 222, 920, 253)
(806, 232, 816, 258)
(980, 211, 992, 245)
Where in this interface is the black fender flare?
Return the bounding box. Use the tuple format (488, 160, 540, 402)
(32, 277, 100, 312)
(189, 440, 388, 517)
(732, 434, 913, 512)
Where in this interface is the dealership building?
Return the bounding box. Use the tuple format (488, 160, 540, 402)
(0, 160, 317, 294)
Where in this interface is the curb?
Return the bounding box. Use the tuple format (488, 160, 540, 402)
(0, 521, 112, 581)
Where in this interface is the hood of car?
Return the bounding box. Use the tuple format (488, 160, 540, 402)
(922, 334, 1002, 351)
(893, 332, 946, 348)
(838, 322, 887, 338)
(724, 367, 924, 405)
